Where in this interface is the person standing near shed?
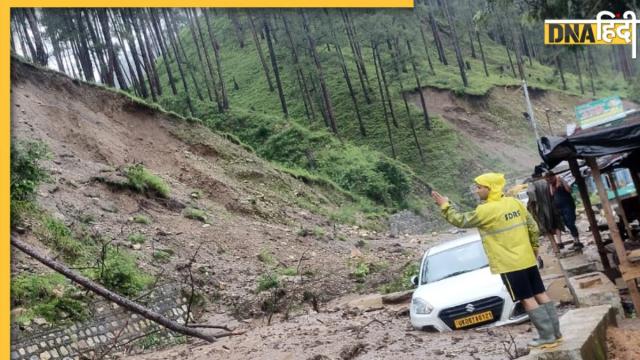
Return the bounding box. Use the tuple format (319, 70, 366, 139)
(431, 173, 561, 349)
(546, 171, 584, 250)
(527, 166, 565, 254)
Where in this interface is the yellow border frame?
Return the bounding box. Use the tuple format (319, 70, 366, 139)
(3, 5, 9, 357)
(3, 1, 413, 355)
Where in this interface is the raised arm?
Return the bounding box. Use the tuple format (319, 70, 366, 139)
(432, 191, 484, 229)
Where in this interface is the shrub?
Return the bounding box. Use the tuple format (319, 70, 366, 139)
(257, 249, 276, 265)
(128, 232, 146, 244)
(153, 249, 173, 263)
(10, 141, 50, 227)
(96, 249, 151, 296)
(132, 214, 151, 224)
(124, 164, 170, 198)
(328, 206, 357, 224)
(183, 207, 207, 222)
(256, 274, 279, 292)
(10, 140, 50, 202)
(40, 217, 84, 260)
(279, 267, 297, 276)
(11, 273, 87, 323)
(312, 227, 325, 238)
(351, 261, 370, 282)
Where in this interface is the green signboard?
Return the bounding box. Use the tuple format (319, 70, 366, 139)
(575, 96, 625, 129)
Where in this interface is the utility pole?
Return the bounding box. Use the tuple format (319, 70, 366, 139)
(522, 80, 541, 150)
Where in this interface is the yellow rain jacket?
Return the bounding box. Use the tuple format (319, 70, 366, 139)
(440, 173, 539, 274)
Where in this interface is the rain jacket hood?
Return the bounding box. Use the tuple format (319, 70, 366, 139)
(474, 173, 505, 202)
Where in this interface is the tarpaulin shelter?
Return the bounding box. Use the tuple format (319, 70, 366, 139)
(539, 113, 640, 315)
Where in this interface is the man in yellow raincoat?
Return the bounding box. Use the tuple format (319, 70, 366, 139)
(431, 173, 561, 349)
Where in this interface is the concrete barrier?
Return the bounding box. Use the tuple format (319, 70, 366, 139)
(560, 255, 598, 278)
(525, 305, 616, 360)
(567, 272, 623, 318)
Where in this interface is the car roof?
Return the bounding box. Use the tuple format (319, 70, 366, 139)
(427, 233, 482, 256)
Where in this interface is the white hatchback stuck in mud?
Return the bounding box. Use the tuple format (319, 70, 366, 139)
(410, 234, 529, 332)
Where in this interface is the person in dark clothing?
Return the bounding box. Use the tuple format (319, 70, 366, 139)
(546, 171, 584, 250)
(527, 168, 564, 254)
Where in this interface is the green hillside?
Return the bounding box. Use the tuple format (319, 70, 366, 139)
(152, 8, 631, 212)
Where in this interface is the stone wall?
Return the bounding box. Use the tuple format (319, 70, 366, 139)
(11, 283, 189, 360)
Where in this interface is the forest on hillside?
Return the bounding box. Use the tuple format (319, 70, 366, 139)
(10, 2, 640, 212)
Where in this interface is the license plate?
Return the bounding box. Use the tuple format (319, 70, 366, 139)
(454, 310, 494, 329)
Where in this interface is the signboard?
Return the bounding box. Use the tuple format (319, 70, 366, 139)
(575, 96, 625, 129)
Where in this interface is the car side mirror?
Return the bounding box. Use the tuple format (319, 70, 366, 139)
(410, 275, 419, 287)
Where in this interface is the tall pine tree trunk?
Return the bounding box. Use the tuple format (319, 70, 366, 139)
(162, 9, 195, 115)
(83, 10, 109, 85)
(282, 15, 314, 121)
(376, 42, 398, 128)
(301, 12, 337, 134)
(75, 11, 96, 82)
(573, 51, 584, 95)
(587, 47, 598, 76)
(167, 10, 204, 102)
(406, 40, 431, 130)
(17, 11, 37, 62)
(249, 14, 275, 92)
(127, 9, 157, 101)
(118, 10, 147, 97)
(582, 50, 596, 96)
(185, 8, 214, 102)
(149, 9, 177, 96)
(264, 18, 288, 118)
(203, 9, 229, 110)
(390, 40, 425, 164)
(556, 55, 567, 90)
(476, 31, 489, 77)
(97, 10, 127, 90)
(441, 1, 468, 87)
(328, 15, 364, 136)
(110, 10, 140, 94)
(468, 29, 477, 59)
(10, 20, 16, 53)
(191, 8, 222, 112)
(510, 24, 526, 80)
(341, 11, 371, 104)
(372, 44, 396, 158)
(419, 24, 435, 74)
(138, 11, 162, 96)
(24, 9, 47, 65)
(229, 12, 246, 48)
(427, 11, 447, 66)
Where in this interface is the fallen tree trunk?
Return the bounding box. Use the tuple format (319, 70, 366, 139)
(10, 236, 216, 343)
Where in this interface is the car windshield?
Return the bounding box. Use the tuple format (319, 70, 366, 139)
(422, 240, 488, 284)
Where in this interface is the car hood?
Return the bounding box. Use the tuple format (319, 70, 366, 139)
(413, 267, 505, 308)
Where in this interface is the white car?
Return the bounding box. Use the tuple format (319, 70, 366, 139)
(410, 234, 528, 332)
